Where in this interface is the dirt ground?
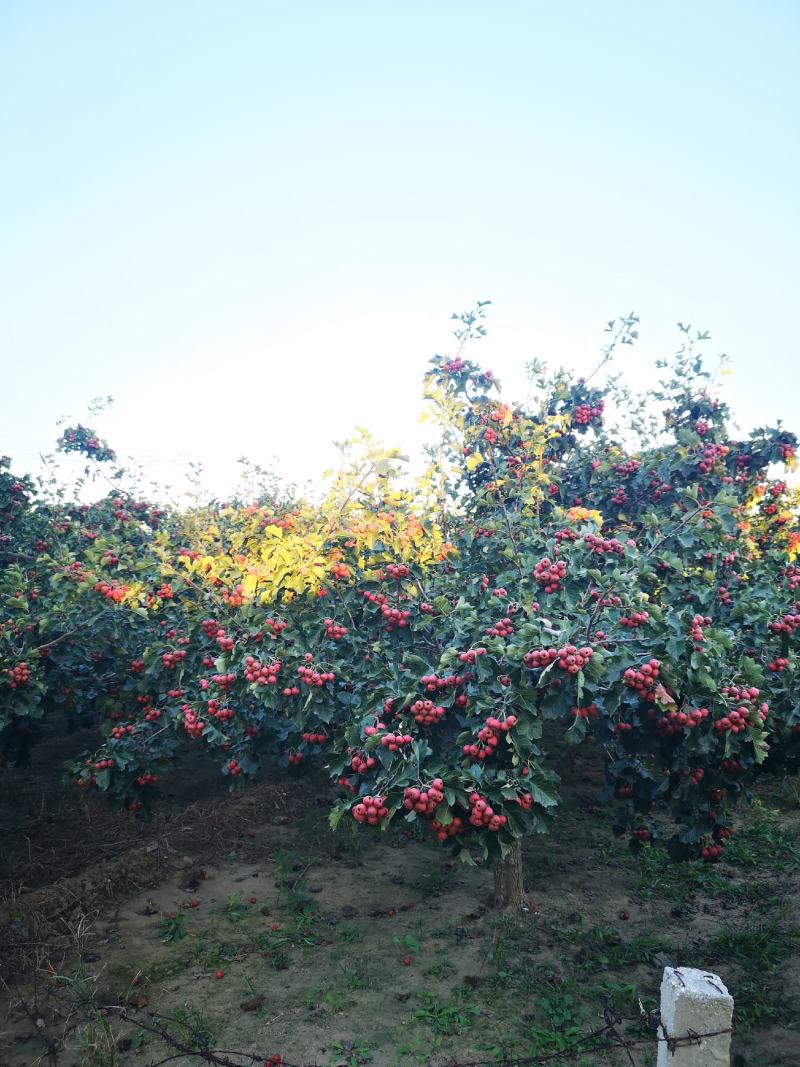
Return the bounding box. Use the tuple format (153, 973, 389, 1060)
(1, 737, 799, 1067)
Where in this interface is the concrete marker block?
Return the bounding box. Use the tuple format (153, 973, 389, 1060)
(657, 967, 733, 1067)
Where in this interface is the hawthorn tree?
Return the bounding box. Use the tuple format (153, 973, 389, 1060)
(2, 311, 799, 908)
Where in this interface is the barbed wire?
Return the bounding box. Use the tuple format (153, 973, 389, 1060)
(110, 1004, 733, 1067)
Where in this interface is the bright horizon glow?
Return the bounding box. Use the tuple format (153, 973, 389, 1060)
(1, 1, 798, 502)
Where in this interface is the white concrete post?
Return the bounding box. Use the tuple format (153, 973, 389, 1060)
(656, 967, 733, 1067)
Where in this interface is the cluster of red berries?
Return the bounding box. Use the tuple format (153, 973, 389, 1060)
(611, 487, 628, 505)
(4, 661, 30, 688)
(92, 757, 114, 771)
(323, 618, 348, 640)
(524, 644, 593, 675)
(362, 589, 387, 607)
(330, 562, 350, 580)
(135, 772, 158, 786)
(615, 459, 641, 477)
(287, 751, 303, 767)
(650, 705, 709, 738)
(689, 614, 711, 647)
(616, 784, 634, 798)
(701, 843, 724, 861)
(696, 443, 729, 474)
(534, 557, 567, 593)
(338, 775, 358, 794)
(590, 589, 622, 609)
(768, 613, 800, 635)
(143, 706, 161, 722)
(216, 631, 235, 652)
(221, 584, 245, 607)
(620, 610, 649, 628)
(202, 618, 221, 637)
(380, 731, 413, 751)
(689, 767, 705, 785)
(467, 792, 507, 831)
(244, 657, 280, 684)
(403, 779, 444, 814)
(718, 584, 732, 605)
(107, 720, 134, 741)
(161, 649, 187, 669)
(722, 684, 760, 703)
(573, 399, 604, 425)
(583, 533, 625, 556)
(458, 647, 487, 664)
(411, 700, 446, 726)
(386, 563, 410, 580)
(265, 617, 288, 636)
(209, 672, 237, 690)
(632, 828, 651, 842)
(443, 356, 465, 373)
(297, 665, 335, 686)
(227, 759, 242, 776)
(571, 703, 597, 720)
(715, 704, 767, 733)
(515, 792, 534, 810)
(302, 730, 328, 744)
(182, 705, 205, 738)
(429, 815, 465, 841)
(420, 672, 467, 692)
(523, 647, 558, 670)
(381, 604, 412, 630)
(555, 528, 579, 543)
(94, 580, 128, 602)
(352, 795, 388, 825)
(463, 713, 517, 760)
(623, 659, 662, 700)
(768, 657, 790, 672)
(206, 700, 234, 723)
(350, 751, 377, 774)
(613, 722, 633, 737)
(485, 617, 514, 638)
(721, 758, 743, 775)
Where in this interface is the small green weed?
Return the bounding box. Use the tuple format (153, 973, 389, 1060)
(705, 918, 794, 971)
(170, 1005, 216, 1052)
(724, 803, 800, 872)
(413, 991, 480, 1034)
(330, 1037, 372, 1064)
(225, 894, 252, 923)
(158, 910, 187, 943)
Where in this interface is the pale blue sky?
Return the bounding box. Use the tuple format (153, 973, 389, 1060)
(1, 1, 798, 498)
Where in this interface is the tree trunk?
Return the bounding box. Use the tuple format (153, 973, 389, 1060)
(493, 840, 527, 909)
